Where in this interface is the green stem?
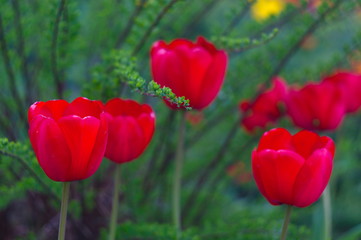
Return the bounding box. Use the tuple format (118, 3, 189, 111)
(173, 111, 186, 239)
(323, 186, 332, 240)
(280, 205, 292, 240)
(58, 182, 70, 240)
(109, 164, 121, 240)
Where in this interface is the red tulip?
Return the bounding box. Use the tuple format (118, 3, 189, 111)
(285, 81, 346, 131)
(252, 128, 334, 207)
(150, 36, 228, 110)
(104, 98, 155, 164)
(323, 71, 361, 113)
(240, 77, 287, 132)
(28, 97, 108, 182)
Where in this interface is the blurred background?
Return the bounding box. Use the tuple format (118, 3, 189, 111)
(0, 0, 361, 239)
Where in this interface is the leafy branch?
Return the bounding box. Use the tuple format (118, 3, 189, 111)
(213, 28, 279, 53)
(86, 50, 191, 109)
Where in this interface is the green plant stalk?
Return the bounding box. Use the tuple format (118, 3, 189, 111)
(58, 182, 70, 240)
(109, 164, 121, 240)
(280, 205, 292, 240)
(173, 111, 186, 239)
(323, 186, 332, 240)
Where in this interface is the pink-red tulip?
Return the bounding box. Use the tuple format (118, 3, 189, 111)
(323, 71, 361, 113)
(28, 97, 108, 182)
(240, 77, 287, 132)
(285, 81, 346, 131)
(252, 128, 334, 207)
(150, 36, 228, 110)
(104, 98, 155, 164)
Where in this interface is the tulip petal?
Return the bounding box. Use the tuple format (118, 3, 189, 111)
(86, 113, 108, 176)
(286, 88, 314, 129)
(253, 149, 304, 205)
(105, 116, 144, 163)
(137, 113, 155, 146)
(58, 115, 101, 180)
(197, 50, 228, 110)
(292, 148, 333, 207)
(151, 48, 186, 99)
(28, 100, 69, 122)
(162, 44, 213, 109)
(28, 115, 72, 181)
(63, 97, 103, 119)
(257, 128, 292, 151)
(291, 130, 320, 159)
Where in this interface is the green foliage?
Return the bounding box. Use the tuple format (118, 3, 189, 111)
(98, 215, 310, 240)
(213, 28, 279, 53)
(0, 138, 60, 209)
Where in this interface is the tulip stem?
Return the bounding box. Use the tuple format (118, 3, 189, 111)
(58, 182, 70, 240)
(109, 164, 121, 240)
(280, 205, 292, 240)
(322, 186, 332, 240)
(173, 111, 186, 239)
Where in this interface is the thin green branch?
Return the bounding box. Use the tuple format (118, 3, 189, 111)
(0, 149, 59, 200)
(11, 0, 34, 106)
(51, 0, 67, 98)
(115, 0, 147, 48)
(181, 118, 239, 221)
(0, 13, 26, 124)
(181, 0, 220, 37)
(132, 0, 180, 56)
(222, 1, 253, 36)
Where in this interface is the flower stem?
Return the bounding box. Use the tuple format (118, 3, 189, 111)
(58, 182, 70, 240)
(109, 164, 121, 240)
(173, 111, 186, 239)
(280, 205, 292, 240)
(322, 186, 332, 240)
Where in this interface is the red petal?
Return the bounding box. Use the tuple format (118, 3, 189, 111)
(252, 149, 305, 205)
(291, 130, 320, 159)
(105, 116, 144, 163)
(257, 128, 292, 151)
(104, 98, 154, 118)
(28, 115, 72, 181)
(28, 100, 69, 122)
(151, 47, 187, 99)
(182, 45, 213, 109)
(86, 113, 108, 176)
(63, 97, 103, 119)
(58, 115, 102, 180)
(292, 148, 333, 207)
(196, 36, 218, 55)
(197, 50, 227, 110)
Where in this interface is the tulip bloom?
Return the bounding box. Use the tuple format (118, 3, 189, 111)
(150, 36, 228, 110)
(28, 97, 108, 182)
(240, 77, 287, 132)
(252, 128, 334, 207)
(285, 81, 346, 131)
(103, 98, 155, 164)
(323, 71, 361, 113)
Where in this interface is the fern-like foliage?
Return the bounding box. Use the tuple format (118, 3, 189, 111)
(0, 138, 60, 209)
(213, 28, 279, 53)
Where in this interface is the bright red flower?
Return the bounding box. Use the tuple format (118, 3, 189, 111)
(28, 97, 108, 182)
(252, 128, 334, 208)
(150, 36, 228, 110)
(323, 71, 361, 113)
(285, 81, 346, 131)
(104, 98, 155, 164)
(240, 77, 287, 133)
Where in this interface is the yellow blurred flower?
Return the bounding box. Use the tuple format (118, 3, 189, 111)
(251, 0, 285, 22)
